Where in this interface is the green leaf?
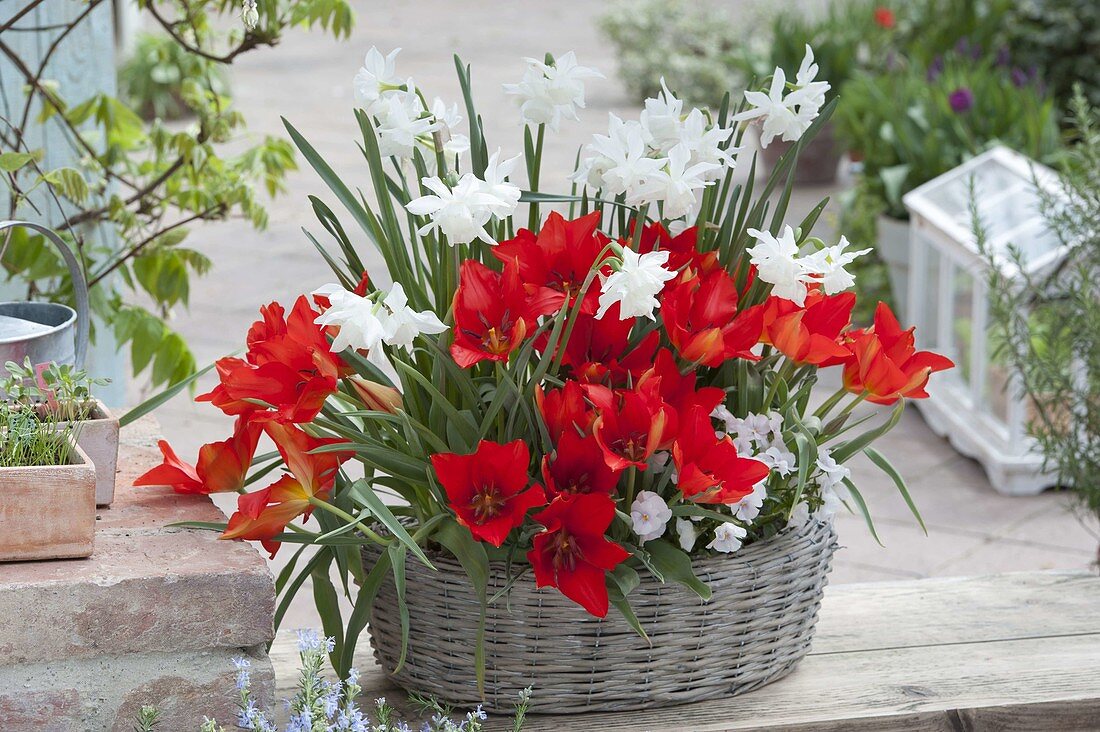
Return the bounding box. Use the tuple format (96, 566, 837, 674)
(842, 478, 883, 547)
(0, 151, 37, 172)
(645, 540, 711, 600)
(311, 552, 345, 667)
(433, 519, 489, 694)
(119, 357, 220, 427)
(41, 167, 89, 204)
(386, 542, 411, 674)
(864, 446, 926, 533)
(607, 564, 649, 643)
(347, 479, 434, 569)
(338, 547, 392, 677)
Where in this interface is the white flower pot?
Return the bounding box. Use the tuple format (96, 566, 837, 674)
(876, 214, 911, 318)
(62, 399, 119, 506)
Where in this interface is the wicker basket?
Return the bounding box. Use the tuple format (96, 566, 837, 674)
(365, 517, 837, 714)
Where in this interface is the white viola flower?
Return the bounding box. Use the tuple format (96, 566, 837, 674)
(729, 480, 767, 523)
(678, 109, 738, 178)
(649, 450, 671, 470)
(406, 175, 498, 246)
(746, 226, 815, 306)
(430, 97, 471, 159)
(816, 448, 852, 495)
(707, 522, 748, 554)
(805, 236, 873, 294)
(711, 403, 737, 435)
(630, 491, 673, 543)
(502, 52, 603, 131)
(575, 115, 665, 197)
(596, 248, 677, 321)
(478, 149, 523, 219)
(353, 47, 403, 113)
(313, 285, 388, 366)
(758, 444, 797, 477)
(639, 78, 684, 153)
(676, 517, 700, 552)
(380, 282, 448, 351)
(373, 89, 433, 159)
(726, 411, 782, 451)
(787, 501, 811, 529)
(630, 142, 719, 220)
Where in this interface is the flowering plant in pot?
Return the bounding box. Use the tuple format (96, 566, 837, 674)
(0, 370, 97, 561)
(138, 47, 950, 712)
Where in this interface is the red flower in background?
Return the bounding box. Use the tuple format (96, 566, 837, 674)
(874, 7, 896, 28)
(536, 380, 595, 441)
(762, 290, 855, 366)
(588, 381, 674, 471)
(843, 302, 954, 404)
(220, 424, 353, 557)
(135, 417, 261, 495)
(528, 493, 630, 617)
(636, 348, 725, 438)
(551, 305, 659, 386)
(672, 406, 770, 504)
(451, 260, 547, 368)
(430, 440, 547, 547)
(493, 211, 611, 316)
(542, 428, 622, 497)
(662, 269, 764, 367)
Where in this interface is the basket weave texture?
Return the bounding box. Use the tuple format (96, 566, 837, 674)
(365, 517, 837, 714)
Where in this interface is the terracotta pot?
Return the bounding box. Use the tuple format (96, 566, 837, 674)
(760, 121, 842, 186)
(876, 214, 911, 318)
(0, 440, 96, 561)
(63, 399, 119, 506)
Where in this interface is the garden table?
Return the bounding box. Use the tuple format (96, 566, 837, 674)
(272, 570, 1100, 730)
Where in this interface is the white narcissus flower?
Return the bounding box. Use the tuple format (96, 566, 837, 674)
(353, 47, 403, 112)
(313, 285, 388, 366)
(478, 149, 523, 218)
(639, 78, 684, 153)
(379, 283, 448, 350)
(596, 248, 677, 321)
(792, 45, 831, 113)
(677, 109, 738, 179)
(732, 45, 832, 149)
(406, 175, 498, 246)
(707, 522, 748, 553)
(805, 236, 873, 294)
(676, 517, 700, 552)
(430, 97, 471, 159)
(502, 52, 603, 131)
(630, 142, 719, 219)
(746, 226, 815, 306)
(574, 115, 666, 197)
(729, 480, 767, 523)
(373, 89, 433, 159)
(630, 491, 673, 543)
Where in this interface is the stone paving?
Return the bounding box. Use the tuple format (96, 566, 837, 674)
(144, 0, 1098, 628)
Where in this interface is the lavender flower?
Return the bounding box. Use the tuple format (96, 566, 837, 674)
(926, 56, 944, 82)
(948, 87, 974, 113)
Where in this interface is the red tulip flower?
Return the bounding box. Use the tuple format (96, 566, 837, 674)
(632, 222, 718, 275)
(638, 348, 725, 418)
(451, 260, 544, 368)
(762, 290, 855, 366)
(551, 305, 659, 386)
(874, 7, 896, 28)
(430, 440, 547, 547)
(662, 269, 765, 367)
(220, 424, 353, 557)
(247, 297, 348, 381)
(536, 380, 595, 441)
(589, 382, 674, 471)
(528, 493, 630, 617)
(493, 211, 611, 316)
(135, 417, 262, 495)
(672, 406, 770, 504)
(842, 302, 954, 405)
(542, 428, 622, 497)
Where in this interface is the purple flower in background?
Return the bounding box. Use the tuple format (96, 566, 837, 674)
(995, 46, 1011, 67)
(1011, 67, 1031, 88)
(954, 38, 982, 60)
(926, 56, 944, 82)
(948, 87, 974, 113)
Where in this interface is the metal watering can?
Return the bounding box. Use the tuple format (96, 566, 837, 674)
(0, 220, 89, 372)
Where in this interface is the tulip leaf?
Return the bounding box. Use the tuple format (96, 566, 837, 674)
(348, 479, 434, 569)
(338, 547, 393, 677)
(646, 539, 711, 600)
(310, 550, 346, 668)
(842, 478, 884, 547)
(607, 565, 649, 644)
(119, 358, 220, 427)
(864, 446, 926, 534)
(831, 400, 905, 463)
(386, 542, 411, 674)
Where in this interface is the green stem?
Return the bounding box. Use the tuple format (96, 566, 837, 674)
(308, 496, 392, 546)
(527, 123, 545, 231)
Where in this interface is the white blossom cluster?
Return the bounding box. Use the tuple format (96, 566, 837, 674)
(503, 52, 604, 132)
(746, 226, 871, 306)
(731, 45, 831, 149)
(573, 79, 738, 222)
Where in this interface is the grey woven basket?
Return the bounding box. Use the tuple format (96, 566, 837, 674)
(365, 517, 837, 714)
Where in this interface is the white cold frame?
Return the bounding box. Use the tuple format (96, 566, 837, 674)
(903, 147, 1063, 496)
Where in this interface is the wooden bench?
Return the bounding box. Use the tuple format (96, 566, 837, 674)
(271, 570, 1100, 730)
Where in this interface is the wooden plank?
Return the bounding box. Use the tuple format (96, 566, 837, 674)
(270, 572, 1100, 730)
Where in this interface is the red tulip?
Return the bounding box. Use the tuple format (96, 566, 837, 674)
(662, 269, 764, 367)
(451, 260, 544, 368)
(589, 381, 674, 471)
(528, 493, 630, 617)
(247, 297, 347, 380)
(551, 305, 659, 386)
(493, 211, 611, 316)
(874, 7, 896, 28)
(762, 290, 855, 366)
(632, 222, 718, 275)
(637, 348, 725, 419)
(672, 406, 770, 504)
(842, 302, 954, 404)
(542, 428, 622, 497)
(536, 380, 595, 442)
(430, 440, 547, 547)
(135, 417, 261, 495)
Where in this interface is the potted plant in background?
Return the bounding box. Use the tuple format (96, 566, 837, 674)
(0, 378, 96, 561)
(3, 358, 116, 505)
